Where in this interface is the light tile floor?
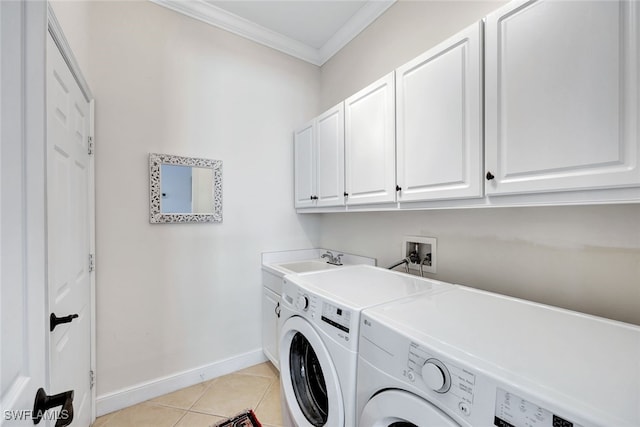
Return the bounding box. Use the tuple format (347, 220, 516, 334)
(92, 362, 283, 427)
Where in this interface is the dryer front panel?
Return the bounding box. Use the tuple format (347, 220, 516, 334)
(359, 389, 460, 427)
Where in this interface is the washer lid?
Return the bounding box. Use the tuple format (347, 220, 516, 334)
(284, 265, 451, 310)
(359, 389, 460, 427)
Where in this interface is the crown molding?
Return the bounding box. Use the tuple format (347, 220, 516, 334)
(149, 0, 396, 66)
(319, 0, 395, 64)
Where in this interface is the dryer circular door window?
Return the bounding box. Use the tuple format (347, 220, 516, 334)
(280, 316, 345, 427)
(359, 389, 460, 427)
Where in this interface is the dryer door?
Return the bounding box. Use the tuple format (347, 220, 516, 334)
(359, 389, 460, 427)
(280, 316, 345, 427)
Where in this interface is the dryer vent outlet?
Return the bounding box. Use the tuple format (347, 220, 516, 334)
(402, 236, 436, 274)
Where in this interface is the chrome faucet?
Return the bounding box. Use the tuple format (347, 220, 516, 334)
(321, 251, 343, 266)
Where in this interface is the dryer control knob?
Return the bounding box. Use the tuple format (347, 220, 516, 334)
(296, 295, 309, 311)
(421, 359, 451, 393)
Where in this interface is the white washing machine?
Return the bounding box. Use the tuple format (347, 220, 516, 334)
(278, 265, 452, 427)
(357, 285, 640, 427)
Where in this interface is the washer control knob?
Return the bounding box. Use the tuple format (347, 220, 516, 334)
(297, 295, 309, 311)
(421, 358, 451, 393)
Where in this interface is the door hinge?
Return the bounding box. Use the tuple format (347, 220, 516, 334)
(90, 370, 95, 389)
(89, 253, 95, 272)
(88, 136, 94, 155)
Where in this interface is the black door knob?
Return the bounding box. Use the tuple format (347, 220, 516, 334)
(486, 172, 495, 181)
(50, 313, 79, 332)
(396, 185, 402, 191)
(343, 192, 348, 197)
(33, 388, 74, 427)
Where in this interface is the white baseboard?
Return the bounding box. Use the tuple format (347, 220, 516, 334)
(96, 348, 267, 416)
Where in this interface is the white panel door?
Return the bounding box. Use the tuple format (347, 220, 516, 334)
(345, 72, 396, 205)
(1, 2, 48, 425)
(47, 34, 92, 427)
(316, 103, 345, 207)
(396, 21, 483, 202)
(294, 121, 316, 208)
(485, 0, 640, 195)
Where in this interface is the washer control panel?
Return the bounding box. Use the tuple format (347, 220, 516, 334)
(321, 302, 351, 333)
(286, 285, 355, 348)
(494, 388, 582, 427)
(407, 342, 476, 416)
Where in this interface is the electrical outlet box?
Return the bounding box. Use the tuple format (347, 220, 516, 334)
(402, 236, 437, 274)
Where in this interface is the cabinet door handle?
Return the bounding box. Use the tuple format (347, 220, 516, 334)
(275, 302, 281, 318)
(343, 192, 348, 197)
(396, 185, 402, 191)
(486, 172, 495, 181)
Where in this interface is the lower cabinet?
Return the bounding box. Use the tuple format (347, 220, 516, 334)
(261, 275, 281, 369)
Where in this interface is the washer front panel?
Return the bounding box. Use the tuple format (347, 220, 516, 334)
(280, 316, 345, 427)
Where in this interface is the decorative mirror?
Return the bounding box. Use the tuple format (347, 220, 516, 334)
(149, 153, 222, 223)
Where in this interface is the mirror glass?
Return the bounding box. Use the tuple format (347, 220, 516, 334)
(149, 153, 222, 223)
(160, 164, 215, 214)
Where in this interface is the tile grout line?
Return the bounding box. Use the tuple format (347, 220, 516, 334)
(254, 376, 279, 418)
(186, 377, 218, 412)
(170, 410, 189, 427)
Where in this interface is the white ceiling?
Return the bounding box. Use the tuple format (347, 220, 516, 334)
(150, 0, 396, 66)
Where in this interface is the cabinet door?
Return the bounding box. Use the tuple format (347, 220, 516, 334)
(396, 22, 483, 202)
(293, 121, 316, 207)
(262, 287, 280, 368)
(316, 103, 345, 207)
(485, 0, 640, 195)
(345, 72, 396, 205)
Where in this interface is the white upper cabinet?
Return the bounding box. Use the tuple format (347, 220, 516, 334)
(345, 72, 397, 205)
(485, 0, 640, 195)
(294, 104, 346, 208)
(316, 103, 345, 207)
(294, 121, 316, 208)
(396, 21, 483, 202)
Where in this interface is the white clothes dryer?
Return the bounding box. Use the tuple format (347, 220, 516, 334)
(278, 265, 452, 427)
(357, 286, 640, 427)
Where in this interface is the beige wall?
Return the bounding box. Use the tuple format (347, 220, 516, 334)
(50, 0, 640, 409)
(320, 0, 507, 110)
(318, 0, 640, 325)
(52, 0, 321, 398)
(317, 206, 640, 325)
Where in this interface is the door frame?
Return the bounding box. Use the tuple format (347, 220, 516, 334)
(46, 4, 97, 424)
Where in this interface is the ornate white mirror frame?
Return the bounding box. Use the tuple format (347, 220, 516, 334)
(149, 153, 222, 224)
